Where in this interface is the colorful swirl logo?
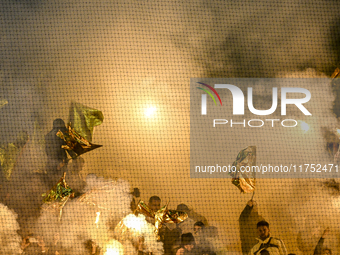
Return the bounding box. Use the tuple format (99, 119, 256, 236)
(196, 82, 222, 106)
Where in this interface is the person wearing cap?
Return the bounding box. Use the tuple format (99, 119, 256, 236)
(176, 233, 195, 255)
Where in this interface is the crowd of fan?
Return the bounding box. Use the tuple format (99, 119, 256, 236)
(17, 194, 332, 255)
(132, 195, 331, 255)
(15, 119, 332, 255)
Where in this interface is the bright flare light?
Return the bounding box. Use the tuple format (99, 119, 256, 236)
(299, 121, 310, 133)
(105, 248, 120, 255)
(144, 107, 157, 117)
(104, 240, 124, 255)
(95, 212, 100, 228)
(122, 214, 144, 233)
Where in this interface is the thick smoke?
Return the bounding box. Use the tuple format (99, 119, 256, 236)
(1, 0, 340, 254)
(32, 175, 132, 254)
(0, 203, 22, 254)
(277, 69, 340, 253)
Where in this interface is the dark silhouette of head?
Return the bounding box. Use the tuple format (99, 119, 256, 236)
(177, 204, 190, 212)
(148, 196, 161, 212)
(52, 119, 66, 129)
(181, 233, 195, 250)
(194, 221, 205, 235)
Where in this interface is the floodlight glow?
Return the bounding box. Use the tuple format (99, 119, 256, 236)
(145, 107, 157, 117)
